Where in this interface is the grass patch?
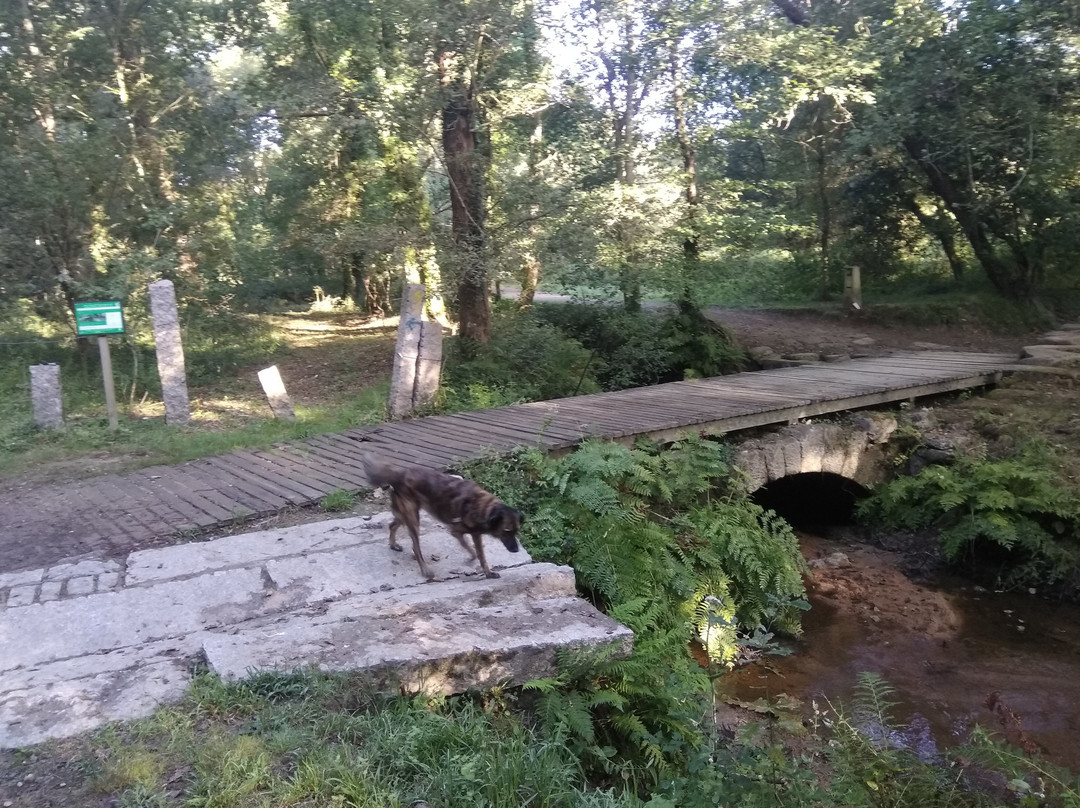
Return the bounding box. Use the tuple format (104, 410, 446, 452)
(0, 310, 394, 482)
(25, 667, 1077, 808)
(320, 488, 358, 512)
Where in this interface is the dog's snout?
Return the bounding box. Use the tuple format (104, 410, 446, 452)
(502, 536, 521, 552)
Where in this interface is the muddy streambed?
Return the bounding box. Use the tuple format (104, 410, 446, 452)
(719, 535, 1080, 773)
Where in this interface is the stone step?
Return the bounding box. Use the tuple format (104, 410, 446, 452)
(203, 593, 632, 694)
(0, 514, 629, 748)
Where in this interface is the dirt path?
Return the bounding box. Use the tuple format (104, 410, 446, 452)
(707, 307, 1029, 355)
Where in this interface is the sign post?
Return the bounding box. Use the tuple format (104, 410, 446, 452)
(74, 301, 125, 430)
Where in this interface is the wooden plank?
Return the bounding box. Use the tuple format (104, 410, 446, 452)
(79, 481, 159, 541)
(376, 421, 510, 457)
(244, 450, 339, 496)
(300, 436, 374, 473)
(184, 459, 286, 513)
(170, 468, 257, 519)
(202, 456, 310, 506)
(434, 412, 559, 442)
(85, 478, 175, 537)
(149, 471, 247, 523)
(114, 476, 201, 533)
(257, 448, 365, 490)
(123, 474, 221, 528)
(639, 371, 1005, 445)
(464, 405, 591, 442)
(228, 450, 329, 499)
(356, 439, 447, 470)
(360, 440, 470, 469)
(302, 435, 378, 469)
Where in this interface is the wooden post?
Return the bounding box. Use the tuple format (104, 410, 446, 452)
(388, 282, 425, 419)
(98, 336, 119, 430)
(844, 265, 862, 310)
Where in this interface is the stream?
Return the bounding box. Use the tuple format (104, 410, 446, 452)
(718, 535, 1080, 773)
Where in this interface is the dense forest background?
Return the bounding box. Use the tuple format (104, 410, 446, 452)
(2, 0, 1078, 344)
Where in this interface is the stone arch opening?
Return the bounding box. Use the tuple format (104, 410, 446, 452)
(751, 472, 871, 531)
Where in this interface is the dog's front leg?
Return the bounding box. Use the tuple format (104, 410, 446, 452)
(450, 528, 477, 561)
(472, 533, 499, 579)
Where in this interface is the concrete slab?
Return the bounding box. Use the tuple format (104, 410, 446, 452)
(124, 514, 395, 584)
(0, 512, 630, 748)
(1, 568, 265, 669)
(203, 595, 633, 693)
(0, 660, 191, 748)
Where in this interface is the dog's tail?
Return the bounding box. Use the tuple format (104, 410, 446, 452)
(361, 453, 402, 489)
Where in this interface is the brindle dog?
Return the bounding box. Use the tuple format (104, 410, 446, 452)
(362, 455, 523, 580)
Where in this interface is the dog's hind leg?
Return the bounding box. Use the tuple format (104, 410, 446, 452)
(471, 533, 499, 579)
(387, 518, 403, 552)
(387, 493, 404, 553)
(401, 503, 434, 581)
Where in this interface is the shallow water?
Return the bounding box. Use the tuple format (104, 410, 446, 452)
(719, 539, 1080, 773)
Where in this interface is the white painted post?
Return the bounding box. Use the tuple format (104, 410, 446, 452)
(412, 320, 444, 410)
(148, 279, 191, 425)
(388, 282, 425, 419)
(257, 365, 296, 420)
(29, 363, 63, 430)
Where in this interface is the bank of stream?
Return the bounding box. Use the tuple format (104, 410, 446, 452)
(719, 534, 1080, 774)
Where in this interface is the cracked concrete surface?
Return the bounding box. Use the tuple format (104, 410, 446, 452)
(0, 514, 632, 748)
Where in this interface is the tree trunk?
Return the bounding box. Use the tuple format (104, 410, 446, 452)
(518, 114, 543, 308)
(903, 136, 1032, 299)
(438, 51, 490, 344)
(905, 200, 965, 281)
(670, 37, 700, 315)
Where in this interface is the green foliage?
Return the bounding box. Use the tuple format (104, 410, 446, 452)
(859, 448, 1080, 588)
(440, 307, 599, 408)
(320, 488, 357, 512)
(463, 437, 807, 783)
(532, 303, 745, 390)
(93, 670, 632, 808)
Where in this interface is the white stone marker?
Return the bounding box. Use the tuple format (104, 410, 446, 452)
(29, 364, 63, 429)
(148, 279, 191, 425)
(257, 365, 296, 420)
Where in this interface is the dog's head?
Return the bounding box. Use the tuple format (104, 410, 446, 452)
(487, 504, 524, 552)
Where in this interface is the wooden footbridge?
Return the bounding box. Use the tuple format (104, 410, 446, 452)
(0, 351, 1016, 572)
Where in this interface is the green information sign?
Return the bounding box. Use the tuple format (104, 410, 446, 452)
(74, 301, 125, 336)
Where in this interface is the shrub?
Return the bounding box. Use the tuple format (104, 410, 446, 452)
(858, 447, 1080, 589)
(440, 308, 598, 409)
(534, 303, 746, 390)
(459, 437, 807, 784)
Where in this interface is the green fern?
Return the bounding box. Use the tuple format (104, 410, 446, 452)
(860, 448, 1080, 588)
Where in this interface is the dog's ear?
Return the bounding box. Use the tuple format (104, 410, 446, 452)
(486, 507, 507, 531)
(516, 509, 525, 524)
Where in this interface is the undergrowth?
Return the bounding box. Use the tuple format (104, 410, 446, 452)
(459, 437, 808, 786)
(72, 669, 1080, 808)
(859, 444, 1080, 590)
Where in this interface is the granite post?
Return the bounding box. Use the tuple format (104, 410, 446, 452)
(29, 364, 63, 430)
(148, 279, 191, 425)
(412, 320, 443, 410)
(388, 282, 425, 419)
